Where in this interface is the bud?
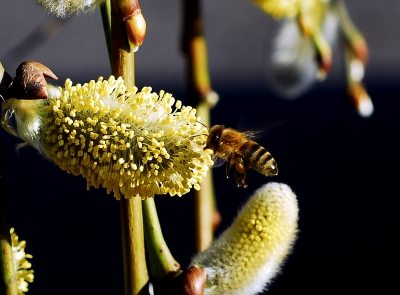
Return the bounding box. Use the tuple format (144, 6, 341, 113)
(191, 183, 298, 295)
(348, 83, 373, 118)
(125, 11, 147, 49)
(117, 0, 147, 49)
(344, 44, 373, 118)
(169, 266, 207, 295)
(13, 61, 58, 100)
(1, 61, 58, 102)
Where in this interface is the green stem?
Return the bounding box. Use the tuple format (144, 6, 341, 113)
(100, 0, 112, 66)
(311, 25, 332, 78)
(297, 4, 332, 78)
(181, 0, 219, 253)
(0, 143, 18, 295)
(120, 198, 148, 295)
(332, 0, 368, 64)
(182, 0, 211, 101)
(344, 44, 356, 85)
(194, 103, 217, 252)
(110, 0, 135, 88)
(142, 198, 180, 281)
(108, 1, 148, 294)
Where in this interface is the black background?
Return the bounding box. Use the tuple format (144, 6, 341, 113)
(2, 81, 400, 294)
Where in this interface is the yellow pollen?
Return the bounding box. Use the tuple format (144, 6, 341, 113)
(12, 76, 213, 199)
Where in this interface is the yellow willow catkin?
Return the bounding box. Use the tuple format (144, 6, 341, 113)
(252, 0, 329, 19)
(191, 183, 298, 295)
(10, 228, 34, 295)
(1, 76, 213, 199)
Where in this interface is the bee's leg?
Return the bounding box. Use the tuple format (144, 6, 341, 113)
(234, 157, 249, 188)
(234, 169, 248, 188)
(225, 153, 234, 178)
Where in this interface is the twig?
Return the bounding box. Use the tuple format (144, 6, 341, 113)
(108, 1, 148, 294)
(181, 0, 219, 252)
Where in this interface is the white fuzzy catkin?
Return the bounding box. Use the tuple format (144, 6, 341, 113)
(36, 0, 104, 17)
(191, 183, 298, 295)
(267, 10, 338, 99)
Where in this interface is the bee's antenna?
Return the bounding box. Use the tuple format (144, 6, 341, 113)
(186, 122, 209, 139)
(197, 121, 209, 130)
(188, 133, 209, 139)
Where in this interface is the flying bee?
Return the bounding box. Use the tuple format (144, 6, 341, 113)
(204, 125, 278, 188)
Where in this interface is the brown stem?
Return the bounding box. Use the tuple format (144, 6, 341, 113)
(110, 1, 148, 294)
(181, 0, 219, 252)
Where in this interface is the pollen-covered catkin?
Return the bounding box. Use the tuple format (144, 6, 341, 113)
(36, 0, 104, 17)
(191, 183, 298, 295)
(10, 228, 34, 295)
(1, 76, 213, 199)
(252, 0, 329, 19)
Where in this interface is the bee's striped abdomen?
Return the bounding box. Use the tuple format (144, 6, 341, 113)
(239, 140, 278, 176)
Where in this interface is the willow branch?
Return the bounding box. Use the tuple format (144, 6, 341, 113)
(109, 1, 148, 294)
(142, 198, 180, 281)
(181, 0, 219, 252)
(333, 0, 368, 64)
(100, 0, 112, 65)
(119, 198, 148, 295)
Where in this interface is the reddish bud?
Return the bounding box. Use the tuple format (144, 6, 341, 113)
(125, 11, 146, 47)
(212, 209, 222, 232)
(316, 50, 332, 80)
(169, 266, 206, 295)
(14, 61, 58, 100)
(348, 83, 373, 117)
(350, 37, 369, 66)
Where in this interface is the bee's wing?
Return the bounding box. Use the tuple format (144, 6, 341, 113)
(211, 156, 226, 168)
(242, 130, 265, 140)
(242, 121, 285, 140)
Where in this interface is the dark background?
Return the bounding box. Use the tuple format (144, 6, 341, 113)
(1, 1, 400, 294)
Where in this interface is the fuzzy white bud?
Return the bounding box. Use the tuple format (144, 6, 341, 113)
(36, 0, 104, 17)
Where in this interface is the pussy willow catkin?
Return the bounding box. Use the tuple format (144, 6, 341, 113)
(35, 0, 104, 17)
(191, 183, 298, 295)
(10, 228, 34, 295)
(1, 76, 213, 199)
(252, 0, 329, 20)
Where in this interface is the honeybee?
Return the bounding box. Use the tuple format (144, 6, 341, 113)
(204, 125, 278, 188)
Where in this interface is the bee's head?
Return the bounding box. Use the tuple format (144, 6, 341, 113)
(204, 125, 224, 151)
